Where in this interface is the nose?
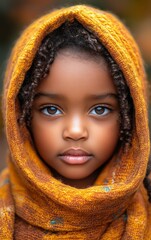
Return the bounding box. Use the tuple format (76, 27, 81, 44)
(63, 115, 88, 141)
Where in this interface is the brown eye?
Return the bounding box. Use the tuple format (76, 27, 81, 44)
(90, 106, 111, 116)
(47, 106, 58, 114)
(41, 106, 62, 116)
(95, 106, 105, 114)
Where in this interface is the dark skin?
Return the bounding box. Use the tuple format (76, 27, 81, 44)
(31, 49, 120, 189)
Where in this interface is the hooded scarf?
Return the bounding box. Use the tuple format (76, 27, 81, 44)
(0, 5, 150, 240)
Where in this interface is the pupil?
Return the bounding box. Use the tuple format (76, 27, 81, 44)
(48, 106, 57, 114)
(95, 107, 104, 114)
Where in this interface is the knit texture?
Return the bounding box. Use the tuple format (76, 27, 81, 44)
(0, 4, 151, 239)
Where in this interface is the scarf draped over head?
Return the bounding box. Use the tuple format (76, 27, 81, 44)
(0, 5, 150, 240)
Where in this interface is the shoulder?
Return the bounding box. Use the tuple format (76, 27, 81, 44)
(0, 168, 15, 238)
(0, 168, 10, 196)
(0, 168, 9, 184)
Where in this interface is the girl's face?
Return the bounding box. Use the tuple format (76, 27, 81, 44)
(31, 50, 120, 188)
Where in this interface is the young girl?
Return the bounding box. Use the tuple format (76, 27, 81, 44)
(0, 4, 150, 239)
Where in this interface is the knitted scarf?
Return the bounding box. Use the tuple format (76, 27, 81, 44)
(0, 5, 150, 240)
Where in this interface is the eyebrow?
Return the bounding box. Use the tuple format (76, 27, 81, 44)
(34, 92, 118, 100)
(34, 92, 65, 100)
(86, 93, 118, 100)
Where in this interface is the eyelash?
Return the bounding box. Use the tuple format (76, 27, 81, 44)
(39, 104, 112, 117)
(40, 105, 62, 116)
(89, 105, 111, 116)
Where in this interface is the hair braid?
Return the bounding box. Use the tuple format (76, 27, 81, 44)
(144, 154, 151, 202)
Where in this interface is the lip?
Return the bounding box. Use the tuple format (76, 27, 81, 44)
(59, 148, 93, 165)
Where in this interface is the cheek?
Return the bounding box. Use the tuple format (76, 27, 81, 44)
(31, 119, 61, 158)
(90, 120, 120, 154)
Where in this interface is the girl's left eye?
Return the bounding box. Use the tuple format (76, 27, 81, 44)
(40, 106, 62, 116)
(89, 106, 111, 116)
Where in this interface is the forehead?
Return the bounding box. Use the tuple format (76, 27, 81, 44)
(36, 51, 117, 98)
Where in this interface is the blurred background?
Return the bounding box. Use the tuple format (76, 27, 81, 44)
(0, 0, 151, 170)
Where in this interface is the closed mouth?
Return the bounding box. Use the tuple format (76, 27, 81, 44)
(58, 148, 93, 165)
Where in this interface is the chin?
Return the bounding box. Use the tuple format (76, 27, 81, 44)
(52, 169, 92, 180)
(61, 173, 87, 180)
(59, 170, 92, 180)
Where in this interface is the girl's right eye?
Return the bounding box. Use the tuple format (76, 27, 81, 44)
(40, 106, 62, 116)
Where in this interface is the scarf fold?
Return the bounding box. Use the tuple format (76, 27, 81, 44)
(0, 5, 150, 239)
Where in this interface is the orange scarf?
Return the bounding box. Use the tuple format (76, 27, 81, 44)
(0, 5, 151, 239)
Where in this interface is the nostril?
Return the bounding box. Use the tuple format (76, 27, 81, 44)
(63, 129, 88, 141)
(62, 116, 89, 140)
